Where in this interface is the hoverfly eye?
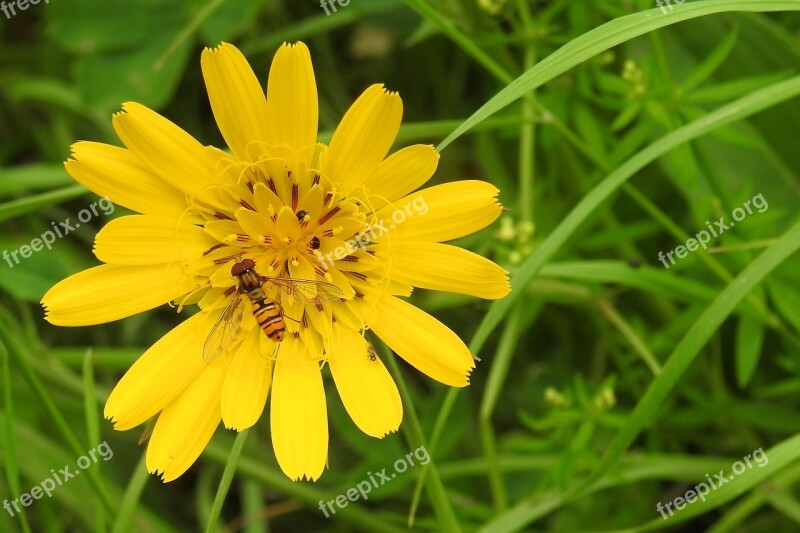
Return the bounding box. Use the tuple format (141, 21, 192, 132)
(310, 236, 321, 250)
(231, 263, 245, 277)
(240, 258, 256, 272)
(296, 210, 308, 221)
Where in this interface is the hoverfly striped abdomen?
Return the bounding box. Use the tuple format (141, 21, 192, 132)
(203, 258, 344, 362)
(251, 298, 285, 342)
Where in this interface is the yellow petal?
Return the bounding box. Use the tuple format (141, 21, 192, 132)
(381, 180, 502, 242)
(42, 264, 196, 326)
(386, 242, 510, 299)
(94, 215, 215, 265)
(358, 145, 439, 209)
(368, 296, 474, 387)
(328, 329, 402, 438)
(66, 142, 187, 217)
(221, 325, 275, 431)
(146, 361, 225, 482)
(112, 102, 218, 197)
(105, 311, 215, 430)
(270, 338, 328, 480)
(266, 42, 319, 155)
(324, 84, 402, 193)
(201, 43, 271, 160)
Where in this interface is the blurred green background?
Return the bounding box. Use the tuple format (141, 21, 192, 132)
(2, 0, 800, 531)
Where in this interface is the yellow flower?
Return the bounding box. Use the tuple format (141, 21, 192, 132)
(41, 42, 510, 482)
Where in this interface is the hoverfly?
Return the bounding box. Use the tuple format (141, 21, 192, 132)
(203, 258, 343, 362)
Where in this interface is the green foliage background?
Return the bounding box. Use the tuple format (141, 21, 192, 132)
(2, 0, 800, 531)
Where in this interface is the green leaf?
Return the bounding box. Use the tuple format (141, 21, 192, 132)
(75, 31, 193, 113)
(47, 0, 187, 54)
(679, 25, 740, 92)
(768, 279, 800, 335)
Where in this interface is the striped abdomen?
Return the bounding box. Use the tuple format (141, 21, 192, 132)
(251, 298, 285, 342)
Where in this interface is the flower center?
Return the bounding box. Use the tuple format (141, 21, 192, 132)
(174, 153, 390, 350)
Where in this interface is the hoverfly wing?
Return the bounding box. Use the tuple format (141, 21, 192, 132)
(262, 276, 343, 305)
(203, 291, 244, 362)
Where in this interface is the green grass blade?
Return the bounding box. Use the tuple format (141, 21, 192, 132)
(0, 165, 72, 197)
(83, 348, 101, 447)
(579, 214, 800, 496)
(0, 185, 87, 224)
(402, 0, 514, 83)
(202, 439, 408, 533)
(437, 0, 800, 150)
(205, 429, 250, 533)
(632, 432, 800, 530)
(468, 75, 800, 356)
(110, 454, 150, 533)
(380, 341, 462, 532)
(0, 318, 117, 518)
(154, 0, 228, 70)
(0, 341, 33, 533)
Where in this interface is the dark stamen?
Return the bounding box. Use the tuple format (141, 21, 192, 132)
(291, 183, 299, 210)
(203, 243, 226, 256)
(318, 206, 340, 225)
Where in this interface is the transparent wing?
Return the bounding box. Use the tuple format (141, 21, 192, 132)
(203, 292, 244, 362)
(262, 276, 343, 305)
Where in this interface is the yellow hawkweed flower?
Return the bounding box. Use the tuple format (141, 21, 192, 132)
(41, 42, 510, 482)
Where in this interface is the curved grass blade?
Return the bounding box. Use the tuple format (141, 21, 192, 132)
(478, 431, 800, 532)
(573, 214, 800, 494)
(0, 185, 86, 224)
(484, 215, 800, 531)
(469, 75, 800, 356)
(0, 318, 117, 517)
(630, 431, 800, 531)
(437, 0, 800, 150)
